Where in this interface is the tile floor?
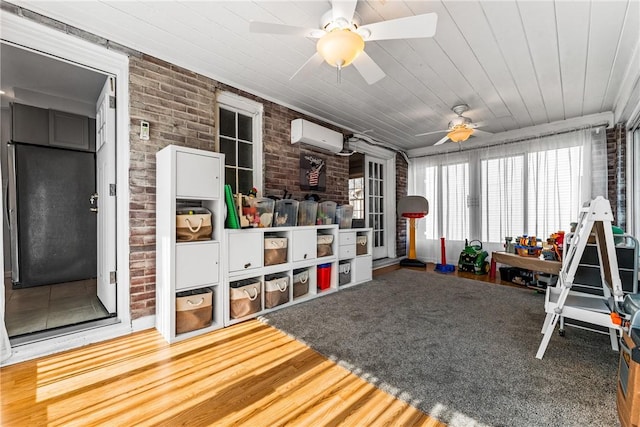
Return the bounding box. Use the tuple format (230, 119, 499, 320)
(4, 278, 110, 337)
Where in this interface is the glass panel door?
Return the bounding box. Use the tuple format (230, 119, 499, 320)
(366, 156, 386, 259)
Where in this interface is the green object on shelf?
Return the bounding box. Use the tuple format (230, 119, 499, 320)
(224, 184, 240, 229)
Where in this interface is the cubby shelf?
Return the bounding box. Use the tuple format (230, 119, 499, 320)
(338, 228, 373, 289)
(156, 146, 225, 343)
(224, 225, 340, 326)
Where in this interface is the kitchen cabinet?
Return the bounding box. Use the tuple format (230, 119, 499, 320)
(11, 102, 95, 151)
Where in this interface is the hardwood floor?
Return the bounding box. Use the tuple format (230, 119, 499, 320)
(2, 266, 517, 426)
(1, 319, 444, 426)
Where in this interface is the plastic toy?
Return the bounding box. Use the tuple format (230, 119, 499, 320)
(458, 239, 489, 274)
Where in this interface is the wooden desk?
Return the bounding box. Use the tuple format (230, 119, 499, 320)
(490, 251, 562, 279)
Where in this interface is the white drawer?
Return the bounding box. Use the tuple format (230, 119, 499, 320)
(175, 242, 219, 290)
(228, 233, 262, 272)
(176, 151, 220, 199)
(340, 231, 356, 246)
(339, 244, 356, 260)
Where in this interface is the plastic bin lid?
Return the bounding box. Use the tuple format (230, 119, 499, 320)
(318, 263, 332, 268)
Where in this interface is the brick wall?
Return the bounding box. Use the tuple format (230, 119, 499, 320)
(396, 155, 408, 257)
(218, 84, 349, 204)
(128, 55, 218, 318)
(127, 61, 351, 319)
(606, 124, 627, 229)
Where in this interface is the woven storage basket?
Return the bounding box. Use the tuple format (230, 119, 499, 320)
(356, 235, 368, 255)
(292, 269, 309, 299)
(317, 234, 334, 257)
(175, 288, 213, 334)
(264, 276, 290, 308)
(264, 237, 288, 266)
(229, 279, 261, 319)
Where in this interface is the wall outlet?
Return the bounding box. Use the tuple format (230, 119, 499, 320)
(140, 121, 150, 140)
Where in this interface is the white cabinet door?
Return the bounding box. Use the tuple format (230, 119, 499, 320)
(354, 255, 372, 283)
(292, 229, 317, 262)
(176, 152, 220, 199)
(175, 242, 219, 290)
(228, 233, 262, 272)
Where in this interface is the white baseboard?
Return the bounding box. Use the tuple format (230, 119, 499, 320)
(2, 321, 133, 366)
(132, 315, 155, 332)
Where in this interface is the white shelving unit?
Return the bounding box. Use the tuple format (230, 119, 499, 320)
(338, 228, 373, 288)
(224, 225, 339, 326)
(156, 145, 225, 343)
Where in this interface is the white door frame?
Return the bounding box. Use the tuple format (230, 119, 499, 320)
(350, 141, 397, 260)
(1, 13, 131, 364)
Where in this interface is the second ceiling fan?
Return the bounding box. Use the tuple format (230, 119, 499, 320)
(250, 0, 438, 84)
(416, 104, 494, 146)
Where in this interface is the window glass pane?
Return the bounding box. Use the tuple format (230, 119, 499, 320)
(238, 169, 253, 194)
(422, 166, 438, 240)
(527, 146, 582, 238)
(220, 137, 236, 167)
(238, 114, 253, 142)
(225, 168, 236, 193)
(348, 177, 365, 219)
(481, 156, 524, 243)
(238, 142, 253, 168)
(442, 162, 469, 240)
(219, 108, 236, 138)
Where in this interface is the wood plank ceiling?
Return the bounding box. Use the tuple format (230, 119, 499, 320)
(4, 0, 640, 153)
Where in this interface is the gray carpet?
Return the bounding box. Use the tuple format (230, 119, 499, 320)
(261, 269, 620, 427)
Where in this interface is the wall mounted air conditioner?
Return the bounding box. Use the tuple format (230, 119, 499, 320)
(291, 118, 343, 153)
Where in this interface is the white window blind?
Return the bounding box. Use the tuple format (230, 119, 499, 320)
(442, 162, 469, 240)
(422, 166, 438, 240)
(481, 155, 524, 242)
(409, 127, 607, 262)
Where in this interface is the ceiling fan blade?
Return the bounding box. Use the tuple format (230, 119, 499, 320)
(290, 52, 325, 81)
(351, 51, 385, 84)
(415, 129, 448, 137)
(433, 135, 450, 146)
(360, 13, 438, 41)
(473, 129, 494, 137)
(249, 21, 324, 38)
(332, 0, 358, 22)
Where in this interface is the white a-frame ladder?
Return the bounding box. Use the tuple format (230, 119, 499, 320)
(536, 197, 624, 359)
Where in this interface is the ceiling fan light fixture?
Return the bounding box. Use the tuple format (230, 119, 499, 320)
(316, 29, 364, 68)
(447, 124, 474, 142)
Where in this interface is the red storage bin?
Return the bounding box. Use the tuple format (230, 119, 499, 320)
(317, 263, 332, 290)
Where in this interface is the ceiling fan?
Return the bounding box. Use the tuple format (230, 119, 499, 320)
(416, 104, 493, 146)
(249, 0, 438, 84)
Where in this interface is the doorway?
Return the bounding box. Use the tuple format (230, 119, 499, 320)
(0, 42, 116, 341)
(347, 149, 397, 260)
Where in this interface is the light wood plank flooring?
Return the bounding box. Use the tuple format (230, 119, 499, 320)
(1, 319, 443, 426)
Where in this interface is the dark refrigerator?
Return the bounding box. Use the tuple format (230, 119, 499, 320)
(9, 143, 97, 288)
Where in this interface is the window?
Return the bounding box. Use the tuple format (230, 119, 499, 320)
(410, 128, 607, 253)
(441, 162, 469, 241)
(217, 92, 263, 194)
(422, 166, 438, 240)
(527, 146, 583, 238)
(348, 177, 364, 219)
(481, 155, 524, 242)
